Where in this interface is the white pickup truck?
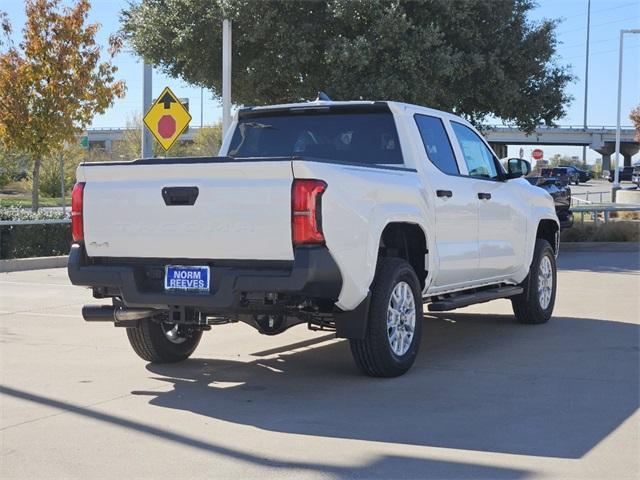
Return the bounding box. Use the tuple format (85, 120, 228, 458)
(68, 100, 559, 377)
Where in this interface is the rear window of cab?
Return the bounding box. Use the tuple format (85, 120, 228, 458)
(228, 111, 404, 165)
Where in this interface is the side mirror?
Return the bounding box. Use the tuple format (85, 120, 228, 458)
(506, 158, 531, 179)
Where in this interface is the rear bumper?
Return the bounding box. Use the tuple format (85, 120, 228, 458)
(67, 243, 342, 313)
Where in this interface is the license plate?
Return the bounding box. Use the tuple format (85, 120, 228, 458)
(164, 265, 210, 292)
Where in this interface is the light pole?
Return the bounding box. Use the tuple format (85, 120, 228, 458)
(141, 61, 153, 158)
(222, 19, 232, 138)
(613, 29, 640, 191)
(582, 0, 591, 167)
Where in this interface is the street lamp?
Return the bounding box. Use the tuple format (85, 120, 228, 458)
(613, 28, 640, 191)
(582, 0, 591, 167)
(222, 19, 232, 138)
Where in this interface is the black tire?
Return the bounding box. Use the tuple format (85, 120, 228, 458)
(511, 239, 556, 324)
(349, 257, 423, 377)
(126, 318, 202, 363)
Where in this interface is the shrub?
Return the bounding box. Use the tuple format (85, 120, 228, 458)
(561, 221, 640, 243)
(0, 207, 71, 259)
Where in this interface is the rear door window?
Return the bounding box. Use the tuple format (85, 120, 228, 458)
(228, 111, 403, 165)
(414, 114, 459, 175)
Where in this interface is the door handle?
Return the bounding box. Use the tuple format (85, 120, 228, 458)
(436, 190, 453, 198)
(162, 186, 199, 206)
(478, 192, 492, 200)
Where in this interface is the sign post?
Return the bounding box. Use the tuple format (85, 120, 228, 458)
(143, 86, 192, 151)
(60, 151, 65, 215)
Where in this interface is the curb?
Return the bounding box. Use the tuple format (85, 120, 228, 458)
(0, 256, 68, 273)
(560, 242, 640, 253)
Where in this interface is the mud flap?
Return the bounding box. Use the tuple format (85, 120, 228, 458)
(334, 294, 371, 339)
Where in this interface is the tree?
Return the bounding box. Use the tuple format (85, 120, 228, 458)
(122, 0, 573, 132)
(630, 105, 640, 142)
(191, 124, 223, 156)
(0, 0, 125, 211)
(0, 145, 29, 188)
(38, 143, 85, 198)
(110, 116, 222, 160)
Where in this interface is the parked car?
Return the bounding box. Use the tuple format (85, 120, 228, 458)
(559, 165, 592, 184)
(604, 166, 635, 183)
(541, 167, 579, 185)
(68, 100, 559, 377)
(631, 165, 640, 187)
(525, 175, 573, 229)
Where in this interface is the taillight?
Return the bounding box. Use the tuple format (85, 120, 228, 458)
(292, 179, 327, 245)
(71, 182, 85, 242)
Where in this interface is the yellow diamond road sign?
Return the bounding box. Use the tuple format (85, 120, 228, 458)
(143, 86, 192, 151)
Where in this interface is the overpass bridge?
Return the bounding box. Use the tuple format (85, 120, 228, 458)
(484, 125, 638, 169)
(84, 124, 639, 169)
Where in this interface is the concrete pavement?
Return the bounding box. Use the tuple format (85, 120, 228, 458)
(1, 252, 638, 479)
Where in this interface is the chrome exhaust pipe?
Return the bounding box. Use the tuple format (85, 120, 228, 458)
(82, 305, 155, 323)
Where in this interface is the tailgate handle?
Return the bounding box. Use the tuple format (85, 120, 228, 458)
(162, 186, 199, 206)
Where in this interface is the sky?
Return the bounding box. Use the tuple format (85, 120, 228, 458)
(2, 0, 640, 163)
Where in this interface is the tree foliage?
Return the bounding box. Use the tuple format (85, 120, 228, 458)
(38, 143, 85, 197)
(122, 0, 573, 131)
(110, 116, 223, 161)
(630, 105, 640, 142)
(0, 0, 125, 210)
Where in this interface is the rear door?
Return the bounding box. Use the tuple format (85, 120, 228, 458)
(81, 160, 294, 260)
(414, 114, 479, 287)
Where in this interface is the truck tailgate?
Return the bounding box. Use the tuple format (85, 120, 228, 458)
(79, 160, 294, 260)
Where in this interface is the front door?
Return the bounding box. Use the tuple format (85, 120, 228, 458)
(449, 122, 526, 280)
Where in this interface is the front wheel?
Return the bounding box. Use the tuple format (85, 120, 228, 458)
(349, 258, 423, 377)
(126, 318, 202, 363)
(511, 239, 557, 324)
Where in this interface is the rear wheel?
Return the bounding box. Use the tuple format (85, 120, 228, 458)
(349, 258, 423, 377)
(126, 318, 202, 363)
(511, 239, 556, 324)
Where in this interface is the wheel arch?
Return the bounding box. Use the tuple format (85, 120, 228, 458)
(377, 222, 429, 289)
(537, 218, 560, 255)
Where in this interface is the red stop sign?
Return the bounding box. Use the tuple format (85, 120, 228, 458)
(532, 148, 544, 160)
(158, 115, 176, 139)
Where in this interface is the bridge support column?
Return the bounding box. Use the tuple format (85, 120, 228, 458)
(488, 142, 507, 159)
(592, 142, 615, 173)
(620, 143, 639, 166)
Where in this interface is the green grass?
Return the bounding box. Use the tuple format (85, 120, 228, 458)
(0, 196, 72, 208)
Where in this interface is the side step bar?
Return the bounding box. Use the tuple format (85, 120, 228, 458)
(428, 286, 523, 312)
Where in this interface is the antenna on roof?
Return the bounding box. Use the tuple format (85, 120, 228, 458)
(315, 91, 332, 102)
